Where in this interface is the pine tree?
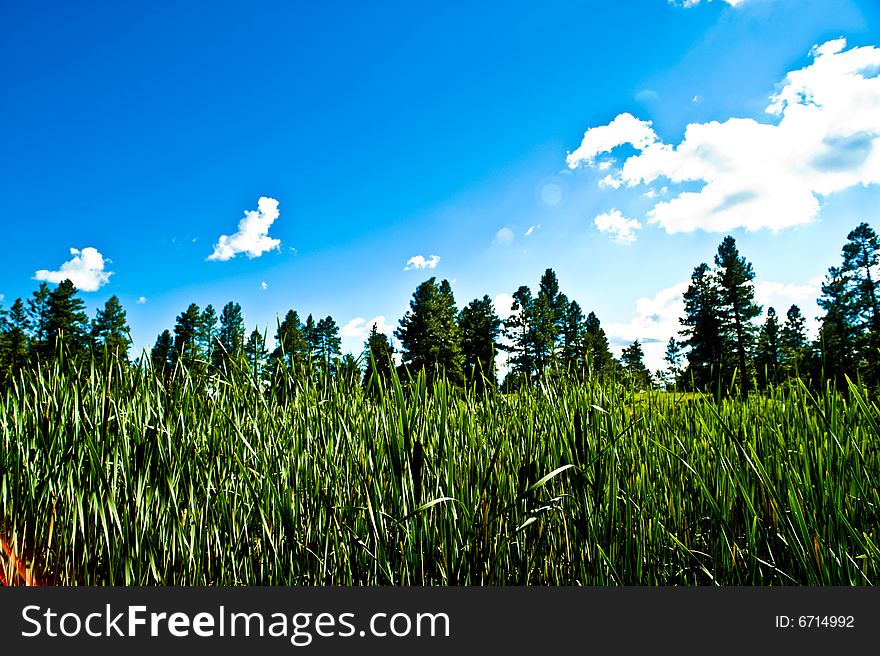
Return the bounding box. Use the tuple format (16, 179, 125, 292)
(532, 296, 555, 372)
(272, 310, 309, 373)
(621, 340, 651, 389)
(755, 307, 780, 389)
(215, 301, 245, 370)
(680, 263, 726, 391)
(394, 277, 464, 386)
(458, 295, 502, 390)
(244, 327, 269, 379)
(91, 295, 130, 360)
(173, 303, 203, 369)
(6, 299, 29, 364)
(841, 222, 880, 332)
(817, 266, 857, 387)
(715, 236, 762, 398)
(839, 222, 880, 384)
(198, 305, 218, 365)
(27, 282, 51, 360)
(316, 316, 342, 377)
(363, 323, 395, 390)
(502, 285, 536, 386)
(303, 314, 319, 366)
(534, 268, 568, 370)
(663, 336, 683, 389)
(151, 329, 174, 374)
(560, 300, 589, 377)
(44, 279, 89, 362)
(780, 304, 808, 378)
(0, 299, 29, 385)
(584, 311, 614, 379)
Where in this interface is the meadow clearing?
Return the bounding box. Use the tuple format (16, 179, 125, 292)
(1, 357, 878, 586)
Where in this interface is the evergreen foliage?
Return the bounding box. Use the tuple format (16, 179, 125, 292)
(150, 329, 174, 374)
(198, 305, 218, 365)
(0, 299, 30, 383)
(584, 311, 614, 379)
(458, 294, 502, 391)
(44, 279, 89, 362)
(273, 310, 309, 373)
(780, 304, 808, 378)
(714, 236, 762, 398)
(3, 221, 876, 398)
(621, 339, 651, 389)
(755, 307, 780, 389)
(363, 323, 395, 390)
(91, 295, 130, 360)
(663, 336, 683, 389)
(215, 301, 246, 370)
(173, 303, 203, 369)
(244, 327, 269, 379)
(395, 277, 464, 386)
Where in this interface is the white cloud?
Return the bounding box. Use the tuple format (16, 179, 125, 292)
(755, 277, 823, 336)
(566, 113, 658, 168)
(593, 209, 642, 244)
(599, 174, 623, 189)
(404, 254, 440, 270)
(136, 296, 147, 304)
(568, 39, 880, 234)
(606, 282, 688, 372)
(635, 89, 660, 103)
(494, 227, 515, 246)
(524, 224, 541, 237)
(260, 281, 268, 290)
(492, 293, 516, 321)
(755, 278, 822, 304)
(0, 294, 4, 302)
(606, 282, 688, 370)
(208, 196, 281, 261)
(642, 186, 669, 199)
(34, 247, 112, 292)
(671, 0, 748, 6)
(341, 315, 392, 338)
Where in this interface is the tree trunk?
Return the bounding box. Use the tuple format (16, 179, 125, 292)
(732, 302, 749, 399)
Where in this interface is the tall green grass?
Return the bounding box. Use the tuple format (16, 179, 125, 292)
(1, 356, 878, 585)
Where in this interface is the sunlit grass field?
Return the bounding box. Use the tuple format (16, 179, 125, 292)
(1, 357, 878, 585)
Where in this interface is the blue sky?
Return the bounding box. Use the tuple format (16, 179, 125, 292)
(2, 0, 879, 371)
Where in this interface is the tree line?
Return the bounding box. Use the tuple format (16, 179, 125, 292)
(147, 302, 352, 383)
(144, 269, 618, 393)
(0, 221, 877, 396)
(0, 279, 130, 385)
(669, 222, 880, 396)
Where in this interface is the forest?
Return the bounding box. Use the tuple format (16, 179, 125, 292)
(1, 224, 878, 396)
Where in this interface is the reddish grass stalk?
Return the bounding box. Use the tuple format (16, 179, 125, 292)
(0, 535, 40, 586)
